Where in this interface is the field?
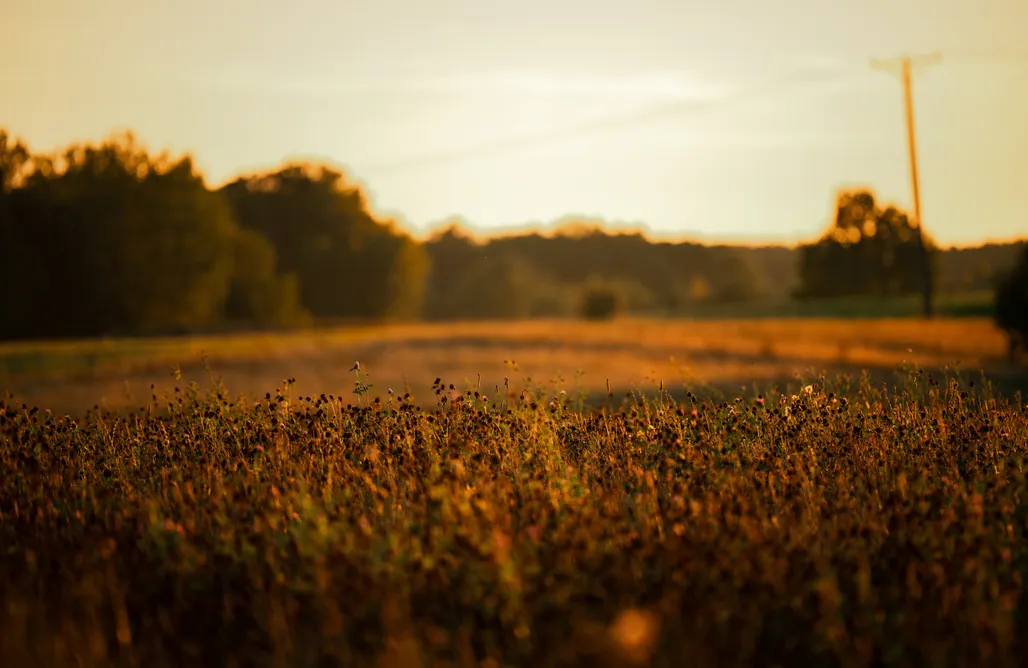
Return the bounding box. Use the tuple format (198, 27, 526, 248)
(3, 317, 1028, 666)
(671, 291, 996, 321)
(0, 316, 1020, 418)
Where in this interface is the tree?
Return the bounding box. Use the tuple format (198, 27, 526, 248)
(54, 135, 238, 334)
(795, 189, 936, 300)
(443, 254, 541, 320)
(1, 131, 245, 338)
(0, 130, 31, 193)
(422, 224, 483, 320)
(711, 252, 764, 303)
(580, 287, 620, 320)
(224, 229, 311, 328)
(220, 164, 428, 321)
(994, 245, 1028, 363)
(0, 131, 48, 339)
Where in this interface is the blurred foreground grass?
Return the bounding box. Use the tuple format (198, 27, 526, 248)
(2, 369, 1027, 666)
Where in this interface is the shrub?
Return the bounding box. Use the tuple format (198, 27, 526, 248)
(994, 245, 1028, 362)
(580, 287, 620, 320)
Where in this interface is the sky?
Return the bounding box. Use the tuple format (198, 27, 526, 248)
(2, 0, 1027, 247)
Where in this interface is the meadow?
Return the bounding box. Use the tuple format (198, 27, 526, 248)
(0, 316, 1017, 418)
(2, 316, 1028, 666)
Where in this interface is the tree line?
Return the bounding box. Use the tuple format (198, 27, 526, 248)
(1, 128, 1025, 345)
(0, 130, 424, 340)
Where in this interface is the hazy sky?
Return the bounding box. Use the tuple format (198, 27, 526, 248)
(3, 0, 1027, 246)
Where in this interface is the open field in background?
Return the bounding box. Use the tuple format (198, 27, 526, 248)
(1, 316, 1022, 417)
(671, 291, 995, 320)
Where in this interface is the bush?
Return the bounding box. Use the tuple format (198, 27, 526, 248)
(580, 287, 620, 320)
(994, 246, 1028, 363)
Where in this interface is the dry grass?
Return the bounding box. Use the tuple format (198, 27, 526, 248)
(0, 317, 1014, 417)
(3, 317, 1028, 665)
(2, 369, 1028, 666)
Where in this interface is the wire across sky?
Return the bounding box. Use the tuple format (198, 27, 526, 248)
(362, 52, 1028, 177)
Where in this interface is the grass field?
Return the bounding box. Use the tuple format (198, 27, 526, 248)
(0, 316, 1020, 418)
(3, 363, 1028, 666)
(3, 317, 1028, 665)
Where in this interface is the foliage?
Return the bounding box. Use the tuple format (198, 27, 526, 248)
(710, 252, 764, 302)
(223, 229, 312, 329)
(425, 244, 580, 320)
(0, 130, 309, 339)
(219, 164, 428, 321)
(2, 371, 1028, 665)
(1, 131, 239, 337)
(795, 189, 938, 300)
(940, 242, 1027, 294)
(420, 224, 486, 319)
(579, 286, 621, 320)
(422, 226, 767, 320)
(993, 244, 1028, 362)
(2, 125, 1026, 339)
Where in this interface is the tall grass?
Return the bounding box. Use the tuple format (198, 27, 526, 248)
(1, 367, 1027, 667)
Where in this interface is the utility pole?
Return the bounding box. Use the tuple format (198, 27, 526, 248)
(871, 52, 941, 318)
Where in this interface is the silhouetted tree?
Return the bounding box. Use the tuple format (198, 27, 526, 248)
(224, 228, 311, 328)
(422, 225, 484, 320)
(711, 252, 764, 303)
(938, 242, 1026, 293)
(4, 125, 1026, 338)
(994, 245, 1028, 363)
(795, 189, 937, 300)
(220, 164, 428, 320)
(0, 131, 31, 193)
(443, 254, 542, 320)
(1, 132, 239, 337)
(0, 131, 47, 338)
(0, 129, 310, 339)
(421, 223, 766, 320)
(580, 287, 621, 320)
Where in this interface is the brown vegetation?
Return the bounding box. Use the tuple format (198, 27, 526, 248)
(1, 318, 1015, 418)
(2, 368, 1027, 666)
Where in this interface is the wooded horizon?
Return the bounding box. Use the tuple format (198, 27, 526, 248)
(1, 126, 1024, 342)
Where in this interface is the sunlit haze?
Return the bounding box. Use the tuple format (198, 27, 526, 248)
(4, 0, 1027, 246)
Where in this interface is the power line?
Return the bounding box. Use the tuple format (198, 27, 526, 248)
(362, 63, 864, 176)
(871, 52, 942, 319)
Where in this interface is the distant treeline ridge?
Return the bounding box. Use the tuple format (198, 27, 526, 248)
(1, 129, 1023, 340)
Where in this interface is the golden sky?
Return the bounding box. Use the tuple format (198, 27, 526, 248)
(3, 0, 1027, 246)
